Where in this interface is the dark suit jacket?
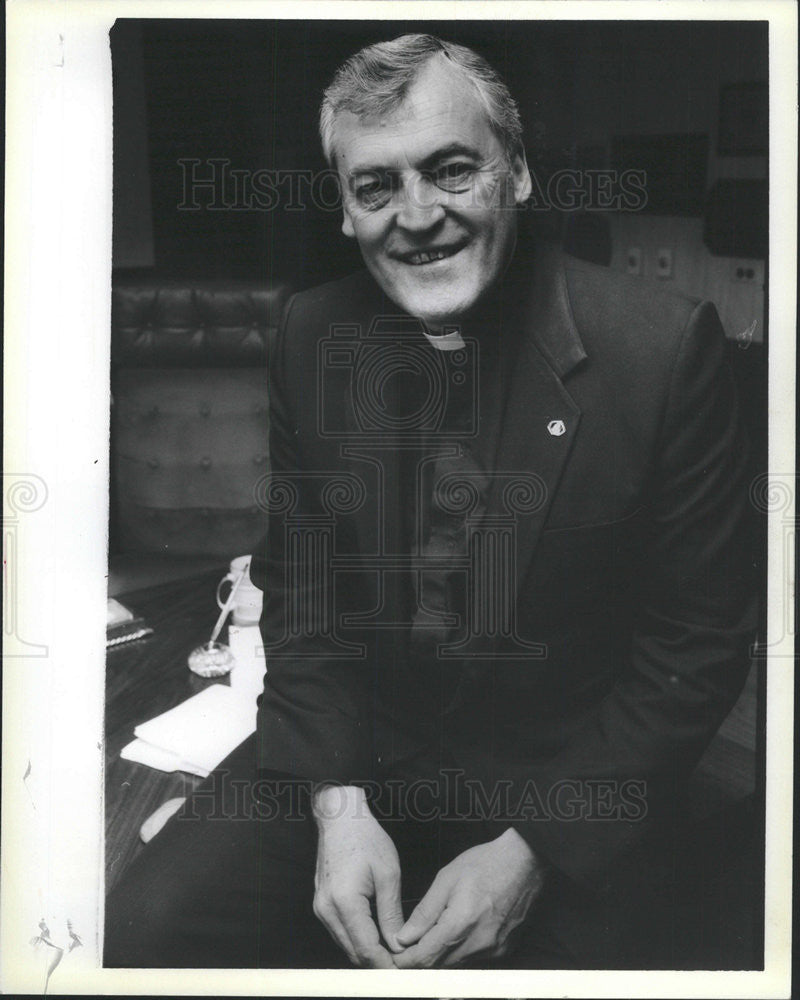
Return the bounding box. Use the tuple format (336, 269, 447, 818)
(253, 242, 756, 888)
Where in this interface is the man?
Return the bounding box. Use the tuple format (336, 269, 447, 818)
(105, 34, 756, 970)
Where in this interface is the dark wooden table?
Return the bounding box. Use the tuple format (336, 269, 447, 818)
(105, 567, 232, 892)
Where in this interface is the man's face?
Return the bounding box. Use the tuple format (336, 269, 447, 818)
(333, 57, 532, 327)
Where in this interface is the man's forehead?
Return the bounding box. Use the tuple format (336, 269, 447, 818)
(333, 57, 497, 174)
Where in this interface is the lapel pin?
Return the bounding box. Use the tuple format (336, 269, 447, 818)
(547, 419, 566, 437)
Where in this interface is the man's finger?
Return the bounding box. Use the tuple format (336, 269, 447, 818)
(314, 900, 359, 966)
(337, 893, 395, 968)
(393, 909, 467, 969)
(396, 875, 450, 946)
(374, 868, 405, 951)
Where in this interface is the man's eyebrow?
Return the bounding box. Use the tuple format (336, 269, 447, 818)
(347, 142, 481, 178)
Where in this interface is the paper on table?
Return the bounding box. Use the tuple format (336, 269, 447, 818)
(120, 738, 211, 779)
(120, 684, 257, 778)
(107, 597, 134, 627)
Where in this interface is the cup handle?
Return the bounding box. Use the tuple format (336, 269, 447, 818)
(215, 572, 236, 610)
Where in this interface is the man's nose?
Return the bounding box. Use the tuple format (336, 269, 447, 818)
(395, 174, 445, 231)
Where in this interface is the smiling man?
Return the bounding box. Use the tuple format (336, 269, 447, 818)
(328, 52, 531, 327)
(105, 34, 756, 971)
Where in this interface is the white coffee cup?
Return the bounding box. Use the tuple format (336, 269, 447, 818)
(216, 555, 263, 626)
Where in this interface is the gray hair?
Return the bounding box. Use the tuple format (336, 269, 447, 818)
(319, 33, 524, 166)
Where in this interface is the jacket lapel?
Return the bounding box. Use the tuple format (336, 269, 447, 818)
(485, 246, 586, 600)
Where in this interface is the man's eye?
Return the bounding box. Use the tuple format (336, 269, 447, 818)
(432, 163, 475, 190)
(353, 177, 391, 208)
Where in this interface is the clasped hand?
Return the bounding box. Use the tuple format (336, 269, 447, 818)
(312, 785, 545, 968)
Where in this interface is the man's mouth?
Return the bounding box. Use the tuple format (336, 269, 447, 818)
(396, 244, 465, 266)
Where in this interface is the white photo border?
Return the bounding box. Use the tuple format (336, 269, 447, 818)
(2, 1, 795, 996)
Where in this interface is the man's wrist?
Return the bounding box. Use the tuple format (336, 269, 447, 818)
(498, 826, 550, 879)
(312, 783, 367, 824)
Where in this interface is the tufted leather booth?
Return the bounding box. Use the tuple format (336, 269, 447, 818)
(110, 274, 292, 557)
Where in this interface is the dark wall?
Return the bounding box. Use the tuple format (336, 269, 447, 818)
(111, 19, 767, 289)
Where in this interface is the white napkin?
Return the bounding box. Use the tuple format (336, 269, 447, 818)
(120, 684, 257, 779)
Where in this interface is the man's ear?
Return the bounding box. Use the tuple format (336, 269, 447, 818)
(510, 148, 533, 205)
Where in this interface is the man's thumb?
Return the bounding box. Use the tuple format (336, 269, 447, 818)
(395, 881, 447, 947)
(375, 872, 405, 952)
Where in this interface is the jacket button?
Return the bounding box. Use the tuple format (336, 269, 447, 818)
(199, 403, 211, 417)
(200, 457, 212, 470)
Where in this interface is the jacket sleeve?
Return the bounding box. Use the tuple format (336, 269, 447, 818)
(252, 294, 371, 784)
(511, 299, 758, 886)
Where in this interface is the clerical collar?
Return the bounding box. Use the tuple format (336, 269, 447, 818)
(422, 328, 466, 351)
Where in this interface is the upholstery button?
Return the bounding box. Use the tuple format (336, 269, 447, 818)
(200, 457, 212, 470)
(199, 403, 211, 417)
(201, 508, 210, 518)
(149, 405, 159, 418)
(147, 458, 159, 469)
(252, 454, 266, 464)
